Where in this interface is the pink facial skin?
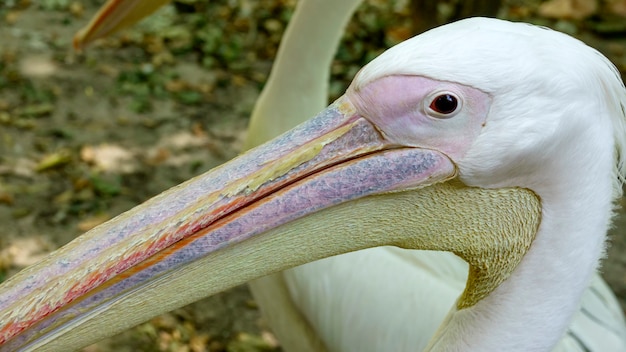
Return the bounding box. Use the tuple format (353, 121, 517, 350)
(347, 75, 492, 160)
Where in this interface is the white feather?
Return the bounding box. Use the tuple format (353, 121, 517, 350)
(286, 251, 626, 351)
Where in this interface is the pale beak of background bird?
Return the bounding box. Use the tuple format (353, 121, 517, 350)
(0, 95, 465, 351)
(73, 0, 171, 49)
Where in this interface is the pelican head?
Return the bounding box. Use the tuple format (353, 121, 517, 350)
(1, 17, 625, 351)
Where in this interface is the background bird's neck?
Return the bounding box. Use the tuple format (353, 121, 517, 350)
(245, 0, 362, 148)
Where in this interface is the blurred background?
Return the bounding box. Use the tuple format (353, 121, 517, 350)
(0, 0, 625, 351)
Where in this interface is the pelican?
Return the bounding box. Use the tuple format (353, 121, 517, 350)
(71, 1, 626, 351)
(1, 4, 625, 352)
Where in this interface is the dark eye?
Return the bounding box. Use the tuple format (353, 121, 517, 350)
(429, 94, 458, 115)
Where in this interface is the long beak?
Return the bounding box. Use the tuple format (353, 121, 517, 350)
(0, 96, 491, 351)
(73, 0, 171, 49)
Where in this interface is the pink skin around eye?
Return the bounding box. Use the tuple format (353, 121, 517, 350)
(346, 75, 492, 160)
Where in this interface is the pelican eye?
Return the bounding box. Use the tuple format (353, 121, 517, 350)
(428, 93, 459, 116)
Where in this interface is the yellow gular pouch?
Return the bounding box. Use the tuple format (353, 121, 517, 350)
(243, 178, 541, 310)
(388, 179, 541, 309)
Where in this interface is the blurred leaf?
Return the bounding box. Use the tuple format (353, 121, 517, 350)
(227, 333, 276, 352)
(15, 103, 54, 117)
(590, 19, 626, 34)
(35, 150, 71, 171)
(538, 0, 597, 20)
(20, 81, 56, 105)
(90, 174, 122, 197)
(175, 90, 202, 105)
(39, 0, 70, 11)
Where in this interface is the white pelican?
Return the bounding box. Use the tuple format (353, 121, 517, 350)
(0, 5, 625, 352)
(73, 1, 626, 351)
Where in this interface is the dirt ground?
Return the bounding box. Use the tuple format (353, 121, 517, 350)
(1, 1, 626, 351)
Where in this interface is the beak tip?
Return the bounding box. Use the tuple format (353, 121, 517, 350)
(72, 33, 85, 51)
